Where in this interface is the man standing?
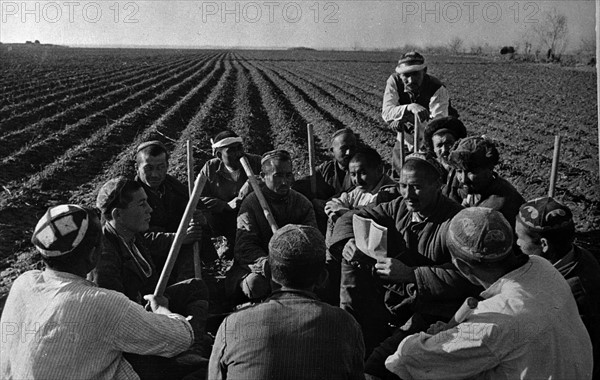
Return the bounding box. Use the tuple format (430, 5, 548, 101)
(134, 140, 217, 277)
(382, 52, 457, 173)
(226, 150, 317, 306)
(515, 197, 600, 379)
(386, 207, 593, 379)
(1, 205, 194, 380)
(209, 224, 365, 380)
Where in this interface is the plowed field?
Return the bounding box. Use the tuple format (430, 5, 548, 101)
(1, 47, 598, 302)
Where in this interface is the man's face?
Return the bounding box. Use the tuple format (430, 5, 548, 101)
(115, 188, 153, 234)
(399, 169, 440, 213)
(262, 159, 294, 196)
(137, 152, 168, 190)
(400, 69, 425, 93)
(456, 167, 494, 194)
(349, 160, 381, 192)
(432, 132, 456, 169)
(218, 143, 244, 170)
(515, 221, 543, 256)
(331, 134, 357, 170)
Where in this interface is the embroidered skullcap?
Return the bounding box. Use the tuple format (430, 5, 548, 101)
(423, 117, 467, 150)
(404, 152, 445, 178)
(136, 140, 167, 155)
(395, 52, 427, 75)
(448, 136, 499, 171)
(96, 176, 130, 214)
(331, 127, 356, 141)
(448, 207, 513, 264)
(32, 205, 90, 257)
(261, 149, 291, 165)
(269, 224, 326, 267)
(517, 196, 574, 233)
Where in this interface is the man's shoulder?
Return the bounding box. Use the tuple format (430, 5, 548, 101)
(289, 189, 312, 207)
(424, 73, 445, 87)
(435, 195, 463, 220)
(163, 174, 188, 194)
(316, 159, 336, 174)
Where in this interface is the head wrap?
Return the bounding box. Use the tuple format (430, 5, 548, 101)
(96, 176, 130, 215)
(448, 136, 499, 171)
(517, 196, 575, 233)
(395, 52, 427, 74)
(32, 205, 90, 258)
(261, 149, 291, 166)
(447, 207, 513, 264)
(210, 136, 243, 156)
(269, 224, 325, 267)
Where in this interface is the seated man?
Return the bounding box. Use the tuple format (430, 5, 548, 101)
(422, 116, 467, 183)
(209, 224, 365, 380)
(445, 136, 525, 226)
(226, 150, 317, 306)
(516, 196, 600, 378)
(90, 177, 211, 371)
(1, 205, 194, 380)
(386, 207, 593, 379)
(199, 130, 262, 256)
(328, 153, 480, 362)
(134, 140, 217, 279)
(293, 128, 358, 232)
(321, 147, 396, 306)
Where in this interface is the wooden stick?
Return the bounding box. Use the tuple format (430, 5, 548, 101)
(187, 140, 202, 280)
(154, 173, 207, 297)
(446, 297, 478, 329)
(307, 124, 317, 197)
(240, 156, 279, 234)
(549, 135, 562, 198)
(413, 113, 419, 153)
(397, 126, 405, 171)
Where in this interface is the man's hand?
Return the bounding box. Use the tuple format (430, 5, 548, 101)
(374, 257, 416, 283)
(143, 294, 171, 315)
(248, 256, 268, 274)
(426, 321, 449, 335)
(324, 202, 346, 220)
(342, 238, 367, 262)
(201, 197, 228, 213)
(406, 103, 429, 123)
(182, 224, 203, 245)
(227, 197, 243, 210)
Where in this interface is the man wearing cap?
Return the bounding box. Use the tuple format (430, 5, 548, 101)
(385, 207, 593, 379)
(135, 140, 217, 277)
(445, 136, 525, 227)
(1, 205, 195, 379)
(422, 116, 467, 183)
(516, 196, 600, 378)
(328, 153, 480, 366)
(199, 130, 262, 256)
(382, 52, 458, 174)
(209, 224, 365, 380)
(91, 177, 211, 370)
(226, 150, 318, 306)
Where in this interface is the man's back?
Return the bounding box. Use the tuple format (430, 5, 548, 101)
(1, 269, 192, 380)
(208, 289, 364, 380)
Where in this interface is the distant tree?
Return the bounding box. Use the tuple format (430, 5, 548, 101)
(26, 41, 32, 44)
(448, 37, 464, 54)
(34, 40, 40, 44)
(531, 8, 568, 59)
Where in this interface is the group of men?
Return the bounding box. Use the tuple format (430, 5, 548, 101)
(1, 51, 598, 380)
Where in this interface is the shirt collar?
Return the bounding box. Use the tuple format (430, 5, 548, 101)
(44, 268, 97, 287)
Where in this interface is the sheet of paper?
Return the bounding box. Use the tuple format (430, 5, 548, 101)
(352, 214, 388, 260)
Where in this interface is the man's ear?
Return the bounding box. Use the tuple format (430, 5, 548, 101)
(453, 257, 472, 278)
(540, 237, 550, 253)
(316, 268, 329, 289)
(111, 208, 120, 222)
(260, 171, 266, 180)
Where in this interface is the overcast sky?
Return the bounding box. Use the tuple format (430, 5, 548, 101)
(0, 1, 595, 51)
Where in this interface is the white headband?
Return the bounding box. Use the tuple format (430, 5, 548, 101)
(211, 137, 243, 155)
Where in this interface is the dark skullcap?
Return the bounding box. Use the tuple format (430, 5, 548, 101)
(517, 196, 575, 233)
(404, 152, 445, 178)
(261, 149, 291, 165)
(423, 117, 467, 150)
(268, 224, 326, 267)
(96, 176, 130, 214)
(447, 207, 513, 264)
(396, 52, 427, 74)
(331, 127, 356, 141)
(448, 136, 499, 171)
(32, 205, 91, 258)
(135, 140, 167, 155)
